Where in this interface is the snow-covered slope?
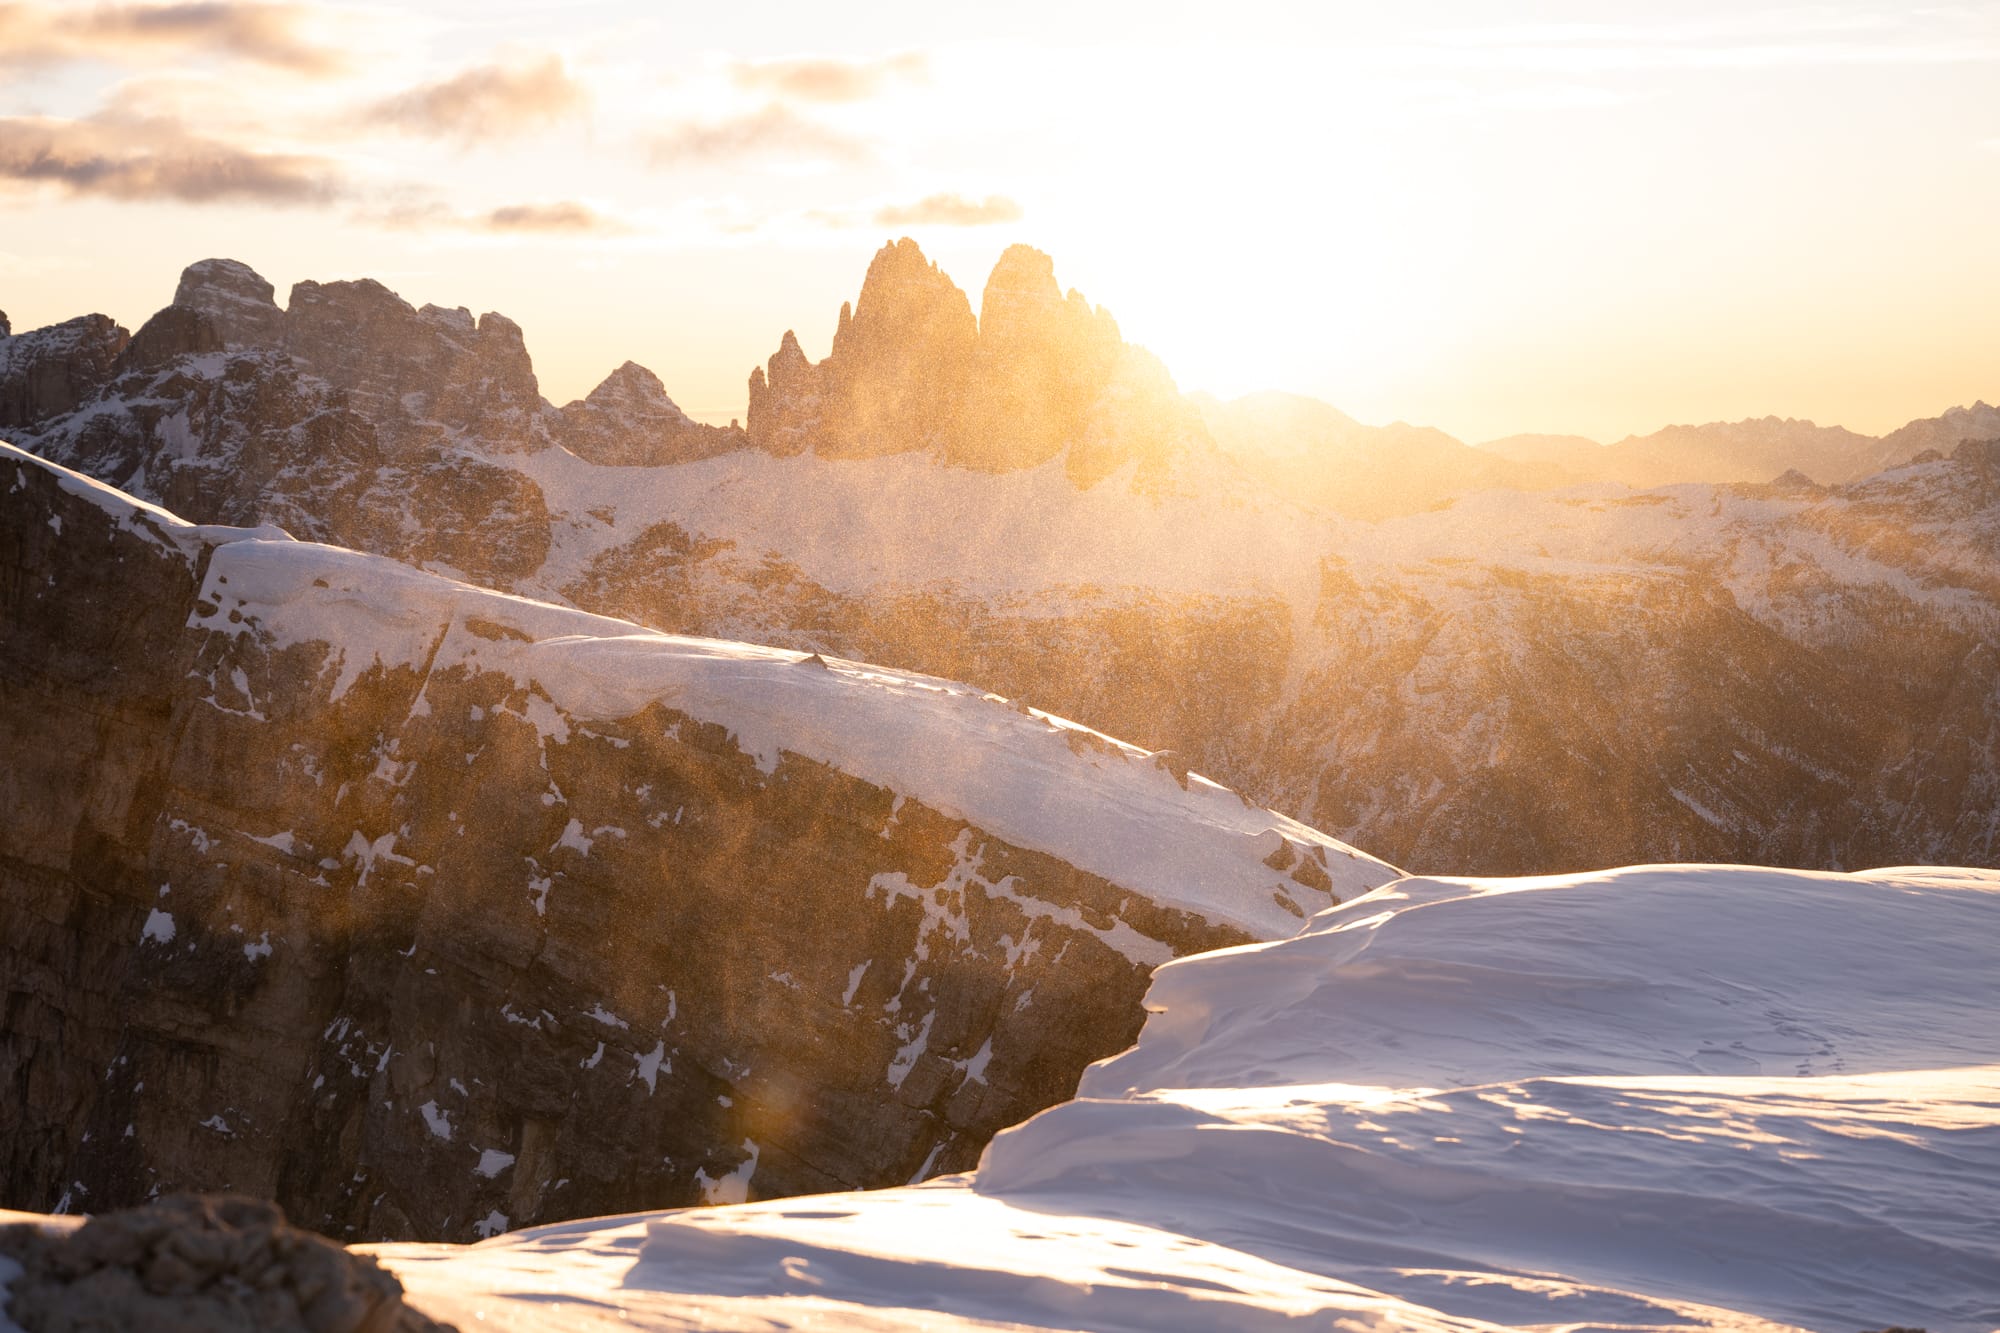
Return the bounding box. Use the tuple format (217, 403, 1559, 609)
(193, 537, 1389, 939)
(2, 440, 1397, 1235)
(358, 862, 2000, 1332)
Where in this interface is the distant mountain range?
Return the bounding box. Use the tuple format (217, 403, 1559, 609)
(3, 241, 1997, 884)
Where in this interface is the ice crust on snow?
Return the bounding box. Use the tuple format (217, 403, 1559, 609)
(179, 532, 1392, 938)
(366, 863, 2000, 1332)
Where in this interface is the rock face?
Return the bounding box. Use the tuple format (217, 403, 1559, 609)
(0, 313, 130, 429)
(176, 258, 286, 350)
(747, 239, 1201, 479)
(282, 282, 548, 455)
(0, 444, 1391, 1242)
(121, 305, 225, 371)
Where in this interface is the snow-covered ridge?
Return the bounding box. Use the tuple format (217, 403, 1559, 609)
(191, 539, 1392, 937)
(4, 440, 1394, 937)
(2, 439, 290, 561)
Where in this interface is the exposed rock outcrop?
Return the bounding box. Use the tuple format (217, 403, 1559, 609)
(746, 330, 824, 457)
(0, 1196, 451, 1332)
(8, 251, 2000, 887)
(13, 344, 551, 589)
(120, 305, 225, 372)
(821, 237, 978, 457)
(558, 361, 741, 465)
(0, 313, 130, 429)
(282, 282, 549, 454)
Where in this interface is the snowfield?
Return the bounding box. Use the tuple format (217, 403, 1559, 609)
(360, 863, 2000, 1331)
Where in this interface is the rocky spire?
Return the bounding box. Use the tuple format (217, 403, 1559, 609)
(746, 330, 823, 455)
(959, 245, 1125, 471)
(739, 237, 1194, 479)
(822, 237, 977, 455)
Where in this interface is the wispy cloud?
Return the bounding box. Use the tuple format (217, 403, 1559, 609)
(0, 2, 346, 75)
(367, 197, 623, 236)
(361, 56, 585, 143)
(647, 104, 867, 167)
(729, 51, 926, 102)
(872, 192, 1022, 227)
(484, 200, 614, 233)
(0, 112, 338, 203)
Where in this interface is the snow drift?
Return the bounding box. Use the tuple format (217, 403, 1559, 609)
(359, 862, 2000, 1331)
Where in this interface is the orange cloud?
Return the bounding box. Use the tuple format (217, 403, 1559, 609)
(873, 193, 1024, 227)
(362, 56, 585, 143)
(483, 201, 614, 233)
(0, 2, 344, 74)
(647, 104, 867, 167)
(367, 198, 623, 235)
(729, 51, 926, 102)
(0, 112, 338, 203)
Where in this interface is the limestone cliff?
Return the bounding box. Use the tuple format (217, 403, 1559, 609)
(0, 443, 1393, 1243)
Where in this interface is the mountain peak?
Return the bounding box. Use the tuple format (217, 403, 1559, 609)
(979, 244, 1062, 339)
(174, 257, 283, 350)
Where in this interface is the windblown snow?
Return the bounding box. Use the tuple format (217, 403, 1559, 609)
(361, 863, 2000, 1332)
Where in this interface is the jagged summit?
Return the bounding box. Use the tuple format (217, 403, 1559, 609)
(746, 237, 1195, 480)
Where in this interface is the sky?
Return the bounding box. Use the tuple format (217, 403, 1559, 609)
(1, 0, 1997, 444)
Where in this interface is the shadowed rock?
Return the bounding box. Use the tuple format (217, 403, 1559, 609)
(559, 360, 742, 465)
(0, 1195, 453, 1332)
(0, 314, 130, 429)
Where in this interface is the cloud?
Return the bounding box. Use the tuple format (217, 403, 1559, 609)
(647, 104, 867, 167)
(361, 56, 586, 142)
(368, 198, 623, 235)
(0, 112, 338, 203)
(729, 51, 926, 102)
(872, 192, 1023, 227)
(483, 200, 612, 233)
(0, 2, 345, 74)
